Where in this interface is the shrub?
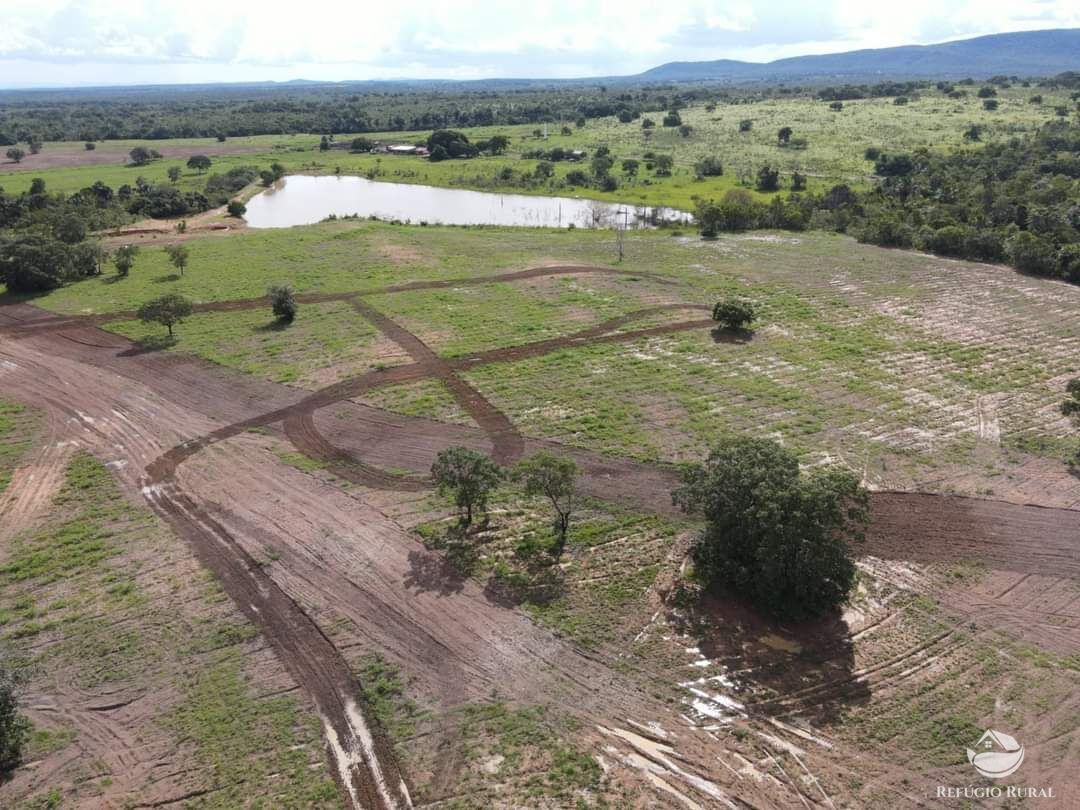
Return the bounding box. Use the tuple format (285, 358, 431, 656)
(226, 200, 246, 218)
(268, 285, 297, 322)
(711, 298, 755, 330)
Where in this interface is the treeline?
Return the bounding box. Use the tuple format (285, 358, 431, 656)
(693, 120, 1080, 284)
(0, 82, 733, 143)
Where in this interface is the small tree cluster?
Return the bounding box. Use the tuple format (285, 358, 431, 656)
(137, 293, 193, 337)
(430, 448, 579, 555)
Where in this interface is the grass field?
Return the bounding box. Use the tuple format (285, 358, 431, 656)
(15, 218, 1072, 497)
(1, 85, 1073, 211)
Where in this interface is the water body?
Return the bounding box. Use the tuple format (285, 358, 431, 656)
(244, 175, 691, 230)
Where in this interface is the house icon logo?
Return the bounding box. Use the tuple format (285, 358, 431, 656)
(967, 730, 1025, 779)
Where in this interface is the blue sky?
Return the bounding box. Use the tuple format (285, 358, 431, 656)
(1, 0, 1078, 88)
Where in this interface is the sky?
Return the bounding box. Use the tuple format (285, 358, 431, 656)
(1, 0, 1079, 88)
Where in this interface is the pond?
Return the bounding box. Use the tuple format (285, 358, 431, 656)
(243, 175, 691, 230)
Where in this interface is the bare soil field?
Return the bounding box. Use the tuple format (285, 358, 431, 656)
(2, 248, 1079, 807)
(1, 139, 265, 173)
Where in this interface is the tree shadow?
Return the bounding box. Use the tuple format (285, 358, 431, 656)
(253, 319, 291, 333)
(710, 326, 754, 345)
(101, 274, 128, 285)
(674, 588, 867, 725)
(117, 333, 176, 357)
(403, 547, 468, 596)
(153, 273, 180, 283)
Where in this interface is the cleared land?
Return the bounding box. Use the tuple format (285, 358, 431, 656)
(2, 211, 1079, 807)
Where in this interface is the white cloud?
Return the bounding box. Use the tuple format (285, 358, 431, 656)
(0, 0, 1078, 86)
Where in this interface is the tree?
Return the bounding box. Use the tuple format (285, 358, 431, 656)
(738, 119, 753, 132)
(431, 447, 503, 527)
(755, 165, 780, 192)
(1005, 231, 1056, 276)
(791, 171, 807, 191)
(621, 159, 639, 177)
(113, 244, 139, 277)
(27, 139, 41, 155)
(662, 110, 682, 127)
(187, 155, 212, 174)
(712, 298, 755, 330)
(54, 214, 87, 245)
(319, 135, 330, 151)
(5, 148, 25, 164)
(694, 156, 724, 177)
(129, 147, 158, 166)
(0, 234, 74, 292)
(983, 99, 999, 111)
(350, 137, 374, 152)
(673, 437, 869, 618)
(0, 656, 29, 775)
(513, 452, 578, 556)
(617, 109, 634, 123)
(269, 285, 297, 322)
(226, 200, 246, 217)
(829, 101, 843, 111)
(777, 126, 793, 145)
(429, 144, 449, 162)
(84, 141, 96, 150)
(164, 243, 189, 276)
(641, 118, 655, 129)
(679, 124, 693, 138)
(167, 166, 182, 182)
(137, 293, 193, 337)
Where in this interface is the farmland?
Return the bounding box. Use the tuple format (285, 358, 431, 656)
(2, 78, 1080, 809)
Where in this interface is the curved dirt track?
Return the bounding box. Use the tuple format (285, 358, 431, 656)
(4, 262, 1080, 808)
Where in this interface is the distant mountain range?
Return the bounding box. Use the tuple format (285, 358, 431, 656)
(638, 28, 1080, 83)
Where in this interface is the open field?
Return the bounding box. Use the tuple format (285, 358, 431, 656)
(2, 84, 1074, 210)
(2, 206, 1080, 806)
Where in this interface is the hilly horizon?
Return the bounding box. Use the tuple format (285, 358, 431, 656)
(3, 28, 1080, 93)
(639, 27, 1080, 83)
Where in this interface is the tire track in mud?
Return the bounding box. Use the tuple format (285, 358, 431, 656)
(142, 482, 412, 810)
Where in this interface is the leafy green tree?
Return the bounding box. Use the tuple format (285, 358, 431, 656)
(84, 141, 96, 150)
(641, 118, 655, 129)
(0, 656, 29, 775)
(164, 243, 189, 276)
(431, 447, 503, 527)
(711, 298, 755, 330)
(662, 110, 682, 127)
(350, 137, 374, 152)
(534, 161, 555, 179)
(0, 234, 74, 292)
(679, 124, 693, 138)
(167, 166, 181, 182)
(54, 214, 87, 245)
(1005, 231, 1056, 275)
(226, 200, 246, 217)
(621, 159, 639, 177)
(738, 119, 753, 132)
(694, 156, 724, 177)
(113, 244, 139, 277)
(673, 437, 868, 618)
(269, 285, 298, 322)
(5, 148, 24, 164)
(777, 126, 793, 144)
(137, 293, 193, 337)
(513, 452, 578, 556)
(791, 171, 807, 191)
(186, 155, 212, 173)
(755, 165, 780, 192)
(983, 99, 999, 111)
(129, 147, 158, 166)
